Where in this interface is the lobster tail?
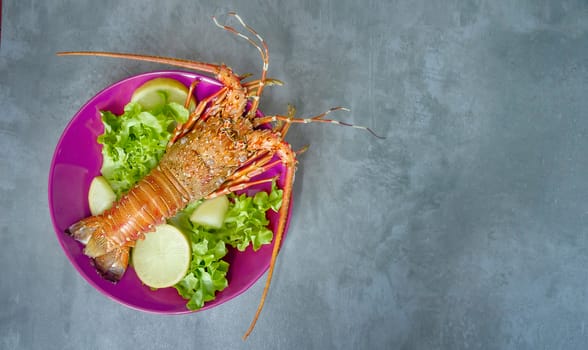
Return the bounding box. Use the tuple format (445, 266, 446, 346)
(68, 217, 130, 281)
(66, 216, 101, 244)
(94, 246, 130, 282)
(66, 216, 118, 258)
(84, 229, 118, 258)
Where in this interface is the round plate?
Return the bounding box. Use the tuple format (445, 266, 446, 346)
(48, 70, 291, 314)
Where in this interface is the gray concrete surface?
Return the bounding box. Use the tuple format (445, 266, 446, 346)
(2, 1, 588, 349)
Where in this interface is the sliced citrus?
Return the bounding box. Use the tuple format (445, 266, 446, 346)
(132, 224, 191, 289)
(88, 176, 116, 216)
(189, 195, 230, 229)
(130, 78, 196, 111)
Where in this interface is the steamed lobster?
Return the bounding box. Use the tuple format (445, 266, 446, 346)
(59, 13, 380, 339)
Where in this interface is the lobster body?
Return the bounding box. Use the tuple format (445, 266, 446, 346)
(68, 112, 251, 254)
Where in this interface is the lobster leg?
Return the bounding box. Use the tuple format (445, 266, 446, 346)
(226, 159, 282, 186)
(184, 79, 199, 110)
(170, 86, 229, 145)
(224, 151, 279, 183)
(254, 107, 385, 139)
(206, 177, 277, 200)
(244, 78, 283, 97)
(275, 105, 296, 138)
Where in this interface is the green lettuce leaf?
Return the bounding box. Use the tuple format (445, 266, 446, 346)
(98, 101, 188, 196)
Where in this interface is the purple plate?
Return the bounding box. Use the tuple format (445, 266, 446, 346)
(48, 70, 291, 314)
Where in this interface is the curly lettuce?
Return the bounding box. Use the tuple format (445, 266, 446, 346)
(98, 101, 188, 196)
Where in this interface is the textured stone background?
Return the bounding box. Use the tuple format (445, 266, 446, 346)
(2, 1, 588, 349)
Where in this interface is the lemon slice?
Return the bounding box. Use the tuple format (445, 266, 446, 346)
(88, 176, 116, 216)
(189, 195, 230, 229)
(131, 78, 196, 111)
(132, 224, 191, 289)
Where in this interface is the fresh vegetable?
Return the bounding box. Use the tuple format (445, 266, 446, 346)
(171, 182, 283, 310)
(98, 100, 188, 196)
(132, 224, 191, 289)
(130, 77, 196, 111)
(218, 183, 283, 252)
(189, 195, 230, 229)
(88, 176, 116, 215)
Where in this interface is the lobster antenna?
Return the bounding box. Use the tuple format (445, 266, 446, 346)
(212, 14, 266, 63)
(212, 12, 269, 117)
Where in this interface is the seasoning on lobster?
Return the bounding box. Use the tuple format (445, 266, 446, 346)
(59, 12, 381, 340)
